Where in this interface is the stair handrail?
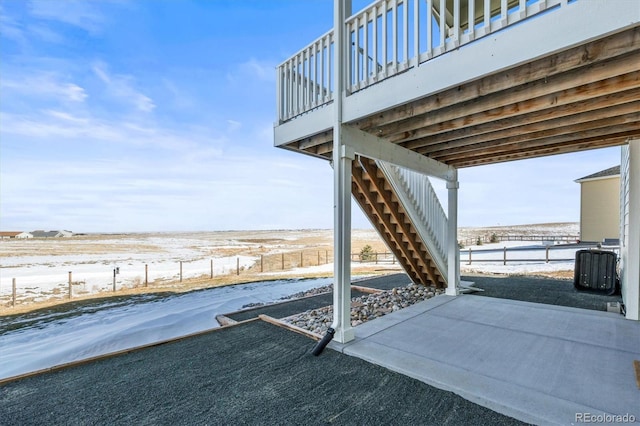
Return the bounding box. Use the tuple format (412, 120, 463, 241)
(377, 160, 448, 280)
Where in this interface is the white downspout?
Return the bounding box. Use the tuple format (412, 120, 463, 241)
(446, 172, 460, 296)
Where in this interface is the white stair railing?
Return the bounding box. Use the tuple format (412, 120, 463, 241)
(378, 161, 448, 280)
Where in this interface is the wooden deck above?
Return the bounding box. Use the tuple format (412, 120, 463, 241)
(277, 25, 640, 169)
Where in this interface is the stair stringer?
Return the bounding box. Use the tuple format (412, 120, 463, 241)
(351, 157, 446, 288)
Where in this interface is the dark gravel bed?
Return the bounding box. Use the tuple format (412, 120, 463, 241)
(464, 274, 623, 311)
(227, 289, 368, 322)
(226, 273, 411, 322)
(353, 273, 413, 290)
(0, 320, 526, 426)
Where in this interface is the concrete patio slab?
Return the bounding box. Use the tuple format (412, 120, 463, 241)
(330, 295, 640, 425)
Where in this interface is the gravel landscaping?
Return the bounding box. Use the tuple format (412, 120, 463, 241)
(283, 283, 445, 335)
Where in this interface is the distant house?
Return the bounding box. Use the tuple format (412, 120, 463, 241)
(575, 166, 621, 243)
(30, 230, 70, 238)
(0, 231, 32, 239)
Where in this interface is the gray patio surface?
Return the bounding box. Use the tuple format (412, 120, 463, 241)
(330, 294, 640, 425)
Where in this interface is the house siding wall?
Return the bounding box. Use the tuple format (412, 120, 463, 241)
(580, 176, 620, 242)
(620, 141, 640, 321)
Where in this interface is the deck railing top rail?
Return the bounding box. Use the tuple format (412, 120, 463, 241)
(277, 0, 574, 123)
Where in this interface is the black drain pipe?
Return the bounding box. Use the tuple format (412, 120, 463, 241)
(311, 327, 335, 356)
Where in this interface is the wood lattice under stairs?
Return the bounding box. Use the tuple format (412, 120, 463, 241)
(351, 156, 446, 288)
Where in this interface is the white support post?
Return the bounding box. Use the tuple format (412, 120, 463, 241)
(332, 0, 355, 343)
(333, 142, 356, 342)
(446, 174, 460, 296)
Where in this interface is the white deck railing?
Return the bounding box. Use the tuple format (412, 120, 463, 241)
(277, 31, 334, 122)
(277, 0, 574, 122)
(378, 161, 448, 278)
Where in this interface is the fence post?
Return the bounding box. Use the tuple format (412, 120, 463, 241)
(145, 264, 148, 286)
(282, 253, 285, 270)
(69, 271, 73, 299)
(237, 257, 240, 275)
(300, 251, 304, 267)
(503, 247, 507, 265)
(375, 252, 378, 265)
(546, 246, 550, 263)
(317, 250, 320, 266)
(179, 261, 183, 282)
(113, 269, 116, 292)
(468, 248, 472, 265)
(211, 259, 214, 278)
(260, 255, 264, 273)
(12, 278, 16, 307)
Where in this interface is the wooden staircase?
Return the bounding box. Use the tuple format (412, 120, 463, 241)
(351, 156, 446, 288)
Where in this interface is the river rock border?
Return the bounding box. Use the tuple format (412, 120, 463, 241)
(282, 284, 444, 335)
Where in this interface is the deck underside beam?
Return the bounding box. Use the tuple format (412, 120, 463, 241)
(278, 26, 640, 168)
(341, 126, 455, 181)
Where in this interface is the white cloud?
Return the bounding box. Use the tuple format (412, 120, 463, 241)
(226, 120, 242, 132)
(241, 58, 275, 82)
(28, 0, 106, 34)
(92, 61, 156, 112)
(1, 73, 87, 102)
(27, 24, 65, 44)
(1, 111, 114, 140)
(162, 79, 195, 110)
(64, 84, 88, 102)
(0, 147, 338, 232)
(228, 58, 276, 85)
(0, 5, 27, 45)
(44, 109, 90, 123)
(0, 110, 224, 154)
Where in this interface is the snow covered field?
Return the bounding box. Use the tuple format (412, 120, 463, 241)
(1, 224, 597, 382)
(0, 225, 582, 306)
(459, 241, 616, 275)
(0, 232, 280, 304)
(0, 277, 333, 381)
(0, 229, 384, 306)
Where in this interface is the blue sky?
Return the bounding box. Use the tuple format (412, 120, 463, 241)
(0, 0, 621, 233)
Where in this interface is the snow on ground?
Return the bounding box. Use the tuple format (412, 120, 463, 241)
(0, 277, 333, 381)
(0, 255, 257, 301)
(459, 241, 618, 275)
(0, 227, 584, 303)
(461, 241, 575, 275)
(458, 222, 579, 240)
(0, 233, 267, 302)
